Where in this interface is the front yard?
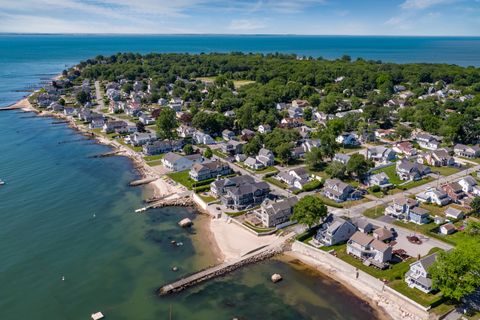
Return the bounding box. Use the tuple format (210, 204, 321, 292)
(167, 170, 195, 189)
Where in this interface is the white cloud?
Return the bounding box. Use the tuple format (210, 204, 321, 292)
(400, 0, 453, 9)
(228, 19, 266, 31)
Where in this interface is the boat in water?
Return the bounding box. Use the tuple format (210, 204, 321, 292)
(0, 179, 5, 185)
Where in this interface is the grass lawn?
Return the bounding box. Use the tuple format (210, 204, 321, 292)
(393, 218, 468, 246)
(428, 166, 462, 176)
(372, 165, 402, 185)
(316, 195, 344, 208)
(144, 154, 164, 162)
(367, 187, 402, 198)
(253, 166, 278, 174)
(167, 170, 195, 189)
(212, 149, 228, 159)
(146, 160, 163, 166)
(338, 145, 363, 154)
(388, 280, 444, 307)
(198, 194, 217, 203)
(118, 139, 142, 152)
(263, 176, 288, 189)
(363, 205, 386, 219)
(400, 176, 434, 190)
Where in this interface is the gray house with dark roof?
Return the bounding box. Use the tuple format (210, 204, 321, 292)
(405, 253, 438, 293)
(255, 197, 298, 227)
(211, 175, 270, 210)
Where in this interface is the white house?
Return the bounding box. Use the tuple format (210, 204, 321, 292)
(162, 153, 203, 172)
(193, 131, 215, 145)
(439, 222, 456, 235)
(405, 253, 438, 293)
(458, 176, 480, 195)
(130, 132, 157, 146)
(336, 132, 359, 146)
(244, 157, 264, 170)
(256, 148, 275, 167)
(347, 232, 392, 266)
(315, 215, 357, 246)
(258, 124, 272, 134)
(416, 188, 450, 206)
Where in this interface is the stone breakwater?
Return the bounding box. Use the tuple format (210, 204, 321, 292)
(158, 244, 284, 296)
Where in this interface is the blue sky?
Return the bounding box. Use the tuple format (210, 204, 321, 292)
(0, 0, 479, 35)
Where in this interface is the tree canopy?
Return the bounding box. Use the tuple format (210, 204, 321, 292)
(291, 196, 328, 229)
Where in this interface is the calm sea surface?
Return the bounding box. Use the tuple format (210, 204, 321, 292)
(1, 34, 479, 319)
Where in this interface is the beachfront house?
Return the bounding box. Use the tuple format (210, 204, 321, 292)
(189, 161, 232, 182)
(143, 140, 183, 155)
(315, 215, 357, 246)
(347, 232, 392, 267)
(103, 120, 128, 134)
(211, 175, 270, 210)
(254, 197, 298, 228)
(405, 253, 438, 293)
(162, 152, 203, 172)
(130, 132, 157, 146)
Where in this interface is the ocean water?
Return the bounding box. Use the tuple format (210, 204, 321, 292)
(1, 34, 480, 107)
(0, 110, 378, 319)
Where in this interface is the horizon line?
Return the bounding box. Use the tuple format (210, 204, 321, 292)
(1, 32, 479, 38)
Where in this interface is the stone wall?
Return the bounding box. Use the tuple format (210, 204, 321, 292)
(291, 241, 431, 320)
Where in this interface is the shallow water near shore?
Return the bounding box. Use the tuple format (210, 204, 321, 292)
(0, 110, 380, 319)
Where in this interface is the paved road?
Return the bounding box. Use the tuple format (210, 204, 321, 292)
(94, 81, 105, 112)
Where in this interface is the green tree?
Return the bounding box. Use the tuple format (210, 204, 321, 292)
(303, 107, 313, 121)
(136, 121, 146, 133)
(346, 154, 372, 180)
(291, 196, 328, 229)
(183, 144, 194, 155)
(275, 142, 293, 165)
(305, 147, 323, 171)
(396, 125, 412, 141)
(430, 239, 480, 301)
(204, 147, 213, 159)
(465, 220, 480, 237)
(471, 196, 480, 216)
(319, 132, 339, 159)
(156, 108, 178, 140)
(76, 91, 89, 105)
(58, 98, 65, 106)
(243, 135, 262, 156)
(325, 161, 346, 179)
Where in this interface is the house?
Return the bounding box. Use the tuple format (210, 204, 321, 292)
(385, 197, 419, 220)
(258, 124, 272, 134)
(89, 118, 105, 129)
(396, 159, 431, 181)
(256, 148, 275, 167)
(440, 222, 456, 235)
(193, 131, 215, 145)
(224, 110, 235, 118)
(366, 147, 396, 164)
(347, 232, 393, 266)
(241, 129, 255, 140)
(368, 172, 392, 189)
(416, 188, 450, 206)
(143, 139, 184, 155)
(373, 227, 394, 242)
(444, 207, 464, 220)
(276, 102, 290, 111)
(244, 157, 264, 170)
(288, 106, 303, 118)
(405, 253, 438, 293)
(453, 144, 480, 158)
(315, 215, 357, 246)
(351, 217, 374, 234)
(302, 139, 321, 153)
(323, 179, 360, 202)
(189, 160, 232, 181)
(102, 120, 128, 134)
(291, 146, 306, 159)
(222, 129, 235, 141)
(408, 207, 431, 225)
(375, 129, 396, 140)
(424, 150, 455, 167)
(313, 111, 335, 123)
(458, 176, 480, 195)
(276, 167, 310, 190)
(393, 141, 417, 156)
(177, 125, 195, 138)
(441, 182, 465, 203)
(415, 133, 441, 150)
(130, 132, 157, 146)
(139, 113, 155, 125)
(292, 99, 309, 108)
(168, 98, 183, 111)
(212, 175, 270, 210)
(162, 152, 203, 172)
(280, 117, 303, 128)
(336, 132, 359, 146)
(254, 197, 298, 228)
(63, 107, 77, 117)
(332, 153, 351, 165)
(221, 140, 244, 155)
(235, 154, 247, 162)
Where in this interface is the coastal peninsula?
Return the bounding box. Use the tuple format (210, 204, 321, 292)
(19, 52, 480, 320)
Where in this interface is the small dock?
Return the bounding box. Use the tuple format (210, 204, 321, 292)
(0, 106, 23, 111)
(129, 177, 157, 186)
(158, 243, 283, 295)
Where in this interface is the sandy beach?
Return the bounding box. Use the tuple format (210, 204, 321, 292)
(208, 215, 280, 261)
